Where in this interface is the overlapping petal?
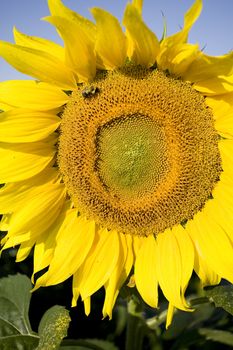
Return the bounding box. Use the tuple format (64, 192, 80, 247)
(0, 109, 60, 143)
(123, 3, 160, 67)
(0, 80, 69, 110)
(0, 41, 76, 89)
(157, 0, 202, 73)
(91, 8, 127, 69)
(48, 0, 96, 43)
(0, 142, 55, 183)
(134, 234, 158, 308)
(156, 228, 191, 311)
(45, 16, 96, 82)
(14, 27, 65, 62)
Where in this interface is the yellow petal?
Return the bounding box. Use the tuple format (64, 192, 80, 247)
(123, 3, 160, 67)
(0, 166, 59, 214)
(91, 8, 126, 70)
(166, 303, 175, 329)
(16, 242, 33, 262)
(48, 0, 96, 43)
(2, 232, 32, 251)
(215, 113, 233, 139)
(194, 242, 221, 286)
(157, 229, 189, 311)
(13, 27, 65, 62)
(184, 51, 233, 83)
(0, 109, 60, 143)
(103, 233, 133, 318)
(76, 229, 120, 300)
(132, 235, 145, 258)
(206, 93, 233, 119)
(0, 80, 69, 111)
(158, 0, 202, 69)
(0, 102, 12, 111)
(45, 16, 96, 82)
(132, 0, 143, 15)
(32, 201, 72, 282)
(158, 43, 199, 76)
(0, 41, 76, 89)
(6, 183, 65, 237)
(134, 234, 158, 308)
(0, 142, 55, 183)
(159, 0, 202, 49)
(201, 198, 233, 247)
(218, 139, 233, 168)
(43, 213, 95, 286)
(83, 297, 91, 316)
(186, 210, 233, 283)
(173, 226, 194, 300)
(194, 75, 233, 95)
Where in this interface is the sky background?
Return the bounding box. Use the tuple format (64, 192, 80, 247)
(0, 0, 233, 81)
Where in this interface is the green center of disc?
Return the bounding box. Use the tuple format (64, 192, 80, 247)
(95, 114, 168, 199)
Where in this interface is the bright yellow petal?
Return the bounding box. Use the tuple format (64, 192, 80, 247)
(0, 80, 69, 111)
(134, 234, 158, 308)
(43, 214, 95, 286)
(132, 235, 145, 258)
(73, 229, 120, 300)
(91, 8, 127, 70)
(215, 113, 233, 139)
(83, 297, 91, 316)
(13, 27, 65, 62)
(157, 229, 190, 311)
(186, 210, 233, 283)
(48, 0, 96, 43)
(0, 142, 55, 183)
(194, 248, 221, 287)
(206, 92, 233, 119)
(132, 0, 143, 15)
(2, 232, 32, 251)
(173, 226, 194, 301)
(123, 3, 160, 67)
(0, 41, 76, 89)
(158, 0, 202, 71)
(166, 303, 175, 329)
(45, 16, 96, 82)
(103, 233, 133, 318)
(184, 51, 233, 83)
(0, 102, 12, 111)
(218, 139, 233, 168)
(194, 75, 233, 95)
(158, 43, 199, 76)
(32, 201, 72, 282)
(0, 166, 59, 214)
(16, 242, 33, 262)
(0, 109, 60, 143)
(6, 183, 65, 237)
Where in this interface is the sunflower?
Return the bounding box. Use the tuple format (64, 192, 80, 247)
(0, 0, 233, 328)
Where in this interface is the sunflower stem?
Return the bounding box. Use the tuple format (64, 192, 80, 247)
(125, 296, 145, 350)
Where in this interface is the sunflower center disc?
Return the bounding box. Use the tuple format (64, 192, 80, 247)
(96, 114, 168, 199)
(59, 67, 221, 235)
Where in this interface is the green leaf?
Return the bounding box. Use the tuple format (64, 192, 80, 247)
(0, 274, 33, 335)
(205, 285, 233, 315)
(36, 305, 71, 350)
(199, 328, 233, 347)
(0, 334, 39, 350)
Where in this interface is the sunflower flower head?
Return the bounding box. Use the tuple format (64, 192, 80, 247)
(0, 0, 233, 328)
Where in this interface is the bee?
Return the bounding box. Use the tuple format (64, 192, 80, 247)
(81, 86, 100, 98)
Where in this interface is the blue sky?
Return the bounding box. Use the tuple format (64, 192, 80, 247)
(1, 0, 233, 81)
